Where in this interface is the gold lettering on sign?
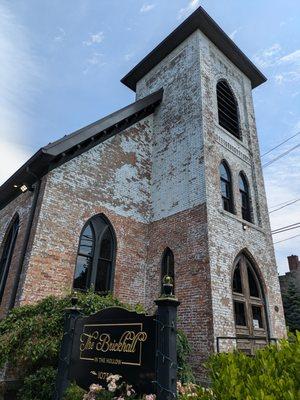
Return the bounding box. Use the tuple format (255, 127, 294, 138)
(96, 331, 147, 353)
(80, 330, 147, 354)
(80, 331, 99, 352)
(79, 323, 148, 366)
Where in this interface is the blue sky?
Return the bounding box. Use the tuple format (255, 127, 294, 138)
(0, 0, 299, 273)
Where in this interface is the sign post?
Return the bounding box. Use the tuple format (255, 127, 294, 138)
(53, 296, 81, 400)
(155, 276, 180, 400)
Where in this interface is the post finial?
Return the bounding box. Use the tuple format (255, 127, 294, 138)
(161, 275, 175, 298)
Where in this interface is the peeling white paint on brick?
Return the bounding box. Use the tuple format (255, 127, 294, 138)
(0, 25, 286, 382)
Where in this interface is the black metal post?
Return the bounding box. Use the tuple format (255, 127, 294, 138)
(53, 296, 81, 400)
(155, 276, 180, 400)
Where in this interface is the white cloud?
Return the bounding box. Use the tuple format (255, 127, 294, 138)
(279, 49, 300, 65)
(83, 31, 104, 46)
(274, 71, 300, 84)
(124, 52, 134, 61)
(140, 4, 155, 13)
(275, 74, 284, 84)
(263, 124, 300, 274)
(83, 52, 106, 74)
(177, 0, 200, 20)
(253, 43, 282, 68)
(253, 45, 300, 85)
(0, 142, 32, 185)
(229, 29, 239, 41)
(54, 27, 66, 42)
(0, 3, 40, 184)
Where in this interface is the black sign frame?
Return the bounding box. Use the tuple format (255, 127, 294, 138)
(69, 307, 156, 394)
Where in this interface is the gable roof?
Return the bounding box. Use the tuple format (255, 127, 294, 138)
(0, 89, 163, 210)
(121, 6, 266, 91)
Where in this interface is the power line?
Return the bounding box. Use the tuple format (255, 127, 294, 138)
(269, 197, 300, 209)
(272, 222, 300, 233)
(272, 222, 300, 235)
(272, 225, 300, 235)
(262, 144, 300, 168)
(261, 131, 300, 157)
(269, 197, 300, 214)
(273, 233, 300, 245)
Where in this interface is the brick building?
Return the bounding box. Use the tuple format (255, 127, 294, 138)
(279, 255, 300, 294)
(0, 7, 286, 380)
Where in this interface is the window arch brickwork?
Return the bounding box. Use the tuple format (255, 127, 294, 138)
(0, 214, 20, 304)
(73, 214, 116, 294)
(217, 80, 240, 139)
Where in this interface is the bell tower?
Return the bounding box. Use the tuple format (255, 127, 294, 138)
(122, 6, 286, 379)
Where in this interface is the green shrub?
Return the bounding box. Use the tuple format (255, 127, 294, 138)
(63, 382, 86, 400)
(177, 328, 195, 383)
(282, 282, 300, 332)
(207, 332, 300, 400)
(17, 366, 57, 400)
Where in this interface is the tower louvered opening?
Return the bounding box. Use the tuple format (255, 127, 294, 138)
(217, 80, 240, 139)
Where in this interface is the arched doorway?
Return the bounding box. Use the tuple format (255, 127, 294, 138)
(232, 253, 268, 354)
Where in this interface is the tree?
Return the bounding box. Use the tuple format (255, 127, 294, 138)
(282, 281, 300, 332)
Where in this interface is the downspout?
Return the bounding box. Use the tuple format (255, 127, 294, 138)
(9, 173, 42, 310)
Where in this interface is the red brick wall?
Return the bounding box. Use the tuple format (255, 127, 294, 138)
(0, 179, 46, 317)
(146, 203, 213, 379)
(18, 118, 153, 306)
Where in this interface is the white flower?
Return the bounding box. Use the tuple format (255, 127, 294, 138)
(145, 395, 156, 400)
(89, 384, 103, 393)
(108, 381, 117, 392)
(107, 374, 122, 382)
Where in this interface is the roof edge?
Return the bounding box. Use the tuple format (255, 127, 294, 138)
(0, 89, 163, 210)
(121, 6, 266, 91)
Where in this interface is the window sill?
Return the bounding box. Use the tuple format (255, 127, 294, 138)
(215, 123, 251, 154)
(218, 208, 266, 234)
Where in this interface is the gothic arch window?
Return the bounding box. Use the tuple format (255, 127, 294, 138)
(232, 254, 268, 353)
(239, 172, 252, 222)
(0, 215, 20, 303)
(73, 214, 116, 294)
(217, 80, 240, 139)
(220, 161, 234, 213)
(161, 248, 175, 294)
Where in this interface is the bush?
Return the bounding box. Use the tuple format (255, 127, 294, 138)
(63, 382, 86, 400)
(207, 332, 300, 400)
(17, 366, 57, 400)
(177, 329, 195, 383)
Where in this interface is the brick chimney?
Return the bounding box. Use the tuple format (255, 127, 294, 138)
(287, 255, 300, 272)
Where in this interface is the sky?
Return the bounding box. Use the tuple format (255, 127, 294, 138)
(0, 0, 299, 274)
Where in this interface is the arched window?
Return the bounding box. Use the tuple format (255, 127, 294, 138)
(0, 215, 19, 303)
(232, 254, 268, 353)
(161, 248, 175, 294)
(239, 173, 252, 222)
(73, 215, 116, 294)
(220, 161, 234, 213)
(217, 80, 240, 139)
